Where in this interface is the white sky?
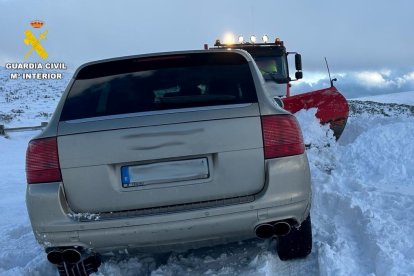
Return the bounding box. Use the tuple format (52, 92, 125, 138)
(0, 0, 413, 97)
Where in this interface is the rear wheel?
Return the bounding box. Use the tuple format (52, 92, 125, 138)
(276, 214, 312, 260)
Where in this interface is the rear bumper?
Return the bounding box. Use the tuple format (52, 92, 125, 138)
(26, 154, 311, 253)
(35, 200, 309, 253)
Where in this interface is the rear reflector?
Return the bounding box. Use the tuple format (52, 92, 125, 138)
(26, 137, 62, 184)
(261, 115, 305, 159)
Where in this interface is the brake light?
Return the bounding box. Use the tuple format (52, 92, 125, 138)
(261, 115, 305, 159)
(26, 137, 62, 184)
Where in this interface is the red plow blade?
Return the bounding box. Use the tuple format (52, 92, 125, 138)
(283, 86, 349, 139)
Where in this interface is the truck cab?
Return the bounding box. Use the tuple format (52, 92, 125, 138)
(212, 37, 303, 98)
(210, 35, 349, 139)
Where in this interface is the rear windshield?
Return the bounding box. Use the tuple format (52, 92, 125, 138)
(60, 52, 257, 121)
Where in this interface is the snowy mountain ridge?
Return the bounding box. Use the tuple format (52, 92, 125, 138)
(354, 90, 414, 105)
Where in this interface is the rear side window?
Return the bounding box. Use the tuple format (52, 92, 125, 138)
(60, 52, 257, 121)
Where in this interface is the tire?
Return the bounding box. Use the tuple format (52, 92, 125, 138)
(276, 214, 312, 261)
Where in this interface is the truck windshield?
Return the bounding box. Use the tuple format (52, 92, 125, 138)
(254, 56, 288, 83)
(60, 52, 257, 121)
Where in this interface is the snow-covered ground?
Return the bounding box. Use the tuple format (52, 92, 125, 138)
(1, 70, 414, 275)
(0, 67, 70, 128)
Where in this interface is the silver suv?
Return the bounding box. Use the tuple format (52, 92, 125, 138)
(26, 50, 312, 275)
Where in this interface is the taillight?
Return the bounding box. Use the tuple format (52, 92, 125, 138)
(261, 115, 305, 159)
(26, 137, 62, 184)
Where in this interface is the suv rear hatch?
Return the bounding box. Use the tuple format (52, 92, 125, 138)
(57, 52, 265, 213)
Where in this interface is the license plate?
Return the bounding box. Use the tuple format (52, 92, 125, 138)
(121, 158, 209, 188)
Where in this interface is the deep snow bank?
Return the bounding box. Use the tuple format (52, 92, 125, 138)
(297, 106, 414, 276)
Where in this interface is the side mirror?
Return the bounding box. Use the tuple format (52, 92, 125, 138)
(295, 71, 303, 80)
(295, 54, 302, 71)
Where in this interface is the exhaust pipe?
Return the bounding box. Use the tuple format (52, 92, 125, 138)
(255, 221, 292, 239)
(62, 248, 82, 264)
(47, 249, 63, 264)
(273, 221, 291, 236)
(47, 247, 102, 274)
(255, 223, 275, 239)
(47, 247, 82, 264)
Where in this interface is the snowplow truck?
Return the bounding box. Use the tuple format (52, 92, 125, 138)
(209, 36, 349, 139)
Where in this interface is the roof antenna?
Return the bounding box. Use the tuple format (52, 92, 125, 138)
(325, 57, 337, 87)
